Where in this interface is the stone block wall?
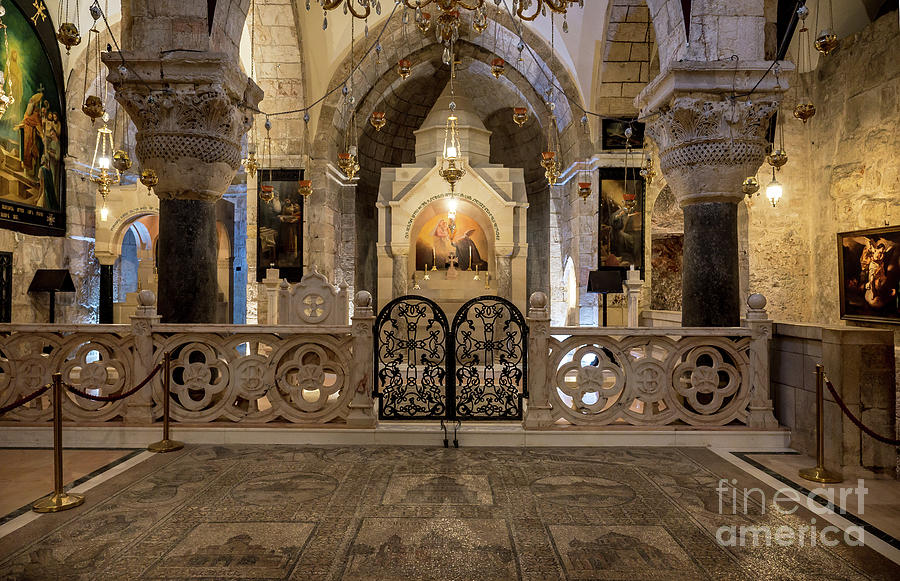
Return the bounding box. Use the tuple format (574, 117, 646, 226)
(772, 323, 896, 477)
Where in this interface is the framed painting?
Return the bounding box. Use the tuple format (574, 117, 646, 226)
(0, 0, 67, 236)
(598, 167, 645, 276)
(601, 118, 644, 150)
(837, 225, 900, 324)
(256, 168, 304, 283)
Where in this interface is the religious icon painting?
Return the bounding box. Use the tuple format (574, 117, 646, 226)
(256, 168, 304, 283)
(0, 0, 67, 236)
(598, 167, 645, 276)
(414, 210, 489, 272)
(837, 225, 900, 324)
(601, 118, 645, 150)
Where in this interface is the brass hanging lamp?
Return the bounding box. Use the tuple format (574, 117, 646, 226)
(793, 5, 816, 123)
(56, 0, 82, 54)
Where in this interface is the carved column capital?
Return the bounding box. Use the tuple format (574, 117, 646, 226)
(104, 52, 263, 202)
(645, 96, 778, 205)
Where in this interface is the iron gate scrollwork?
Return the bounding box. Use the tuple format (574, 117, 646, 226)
(452, 296, 527, 420)
(374, 296, 449, 420)
(374, 295, 527, 421)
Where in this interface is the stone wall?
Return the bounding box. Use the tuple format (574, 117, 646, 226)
(750, 11, 899, 325)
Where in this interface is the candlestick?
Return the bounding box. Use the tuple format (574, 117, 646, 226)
(431, 248, 437, 271)
(469, 247, 473, 271)
(473, 264, 480, 281)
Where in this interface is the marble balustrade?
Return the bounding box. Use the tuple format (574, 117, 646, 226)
(0, 292, 777, 430)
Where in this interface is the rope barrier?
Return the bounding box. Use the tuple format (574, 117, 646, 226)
(824, 376, 900, 446)
(0, 383, 52, 416)
(64, 362, 163, 403)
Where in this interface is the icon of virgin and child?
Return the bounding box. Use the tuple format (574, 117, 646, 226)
(415, 212, 489, 272)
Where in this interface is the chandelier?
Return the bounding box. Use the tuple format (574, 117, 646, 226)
(312, 1, 581, 20)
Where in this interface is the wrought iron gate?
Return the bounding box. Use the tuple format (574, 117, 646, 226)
(374, 295, 527, 421)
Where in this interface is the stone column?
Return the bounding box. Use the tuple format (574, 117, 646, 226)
(623, 268, 643, 328)
(391, 248, 408, 299)
(347, 291, 377, 427)
(745, 293, 778, 429)
(126, 290, 159, 424)
(496, 255, 513, 300)
(644, 96, 778, 326)
(96, 253, 116, 324)
(105, 54, 262, 323)
(524, 292, 553, 428)
(262, 268, 281, 325)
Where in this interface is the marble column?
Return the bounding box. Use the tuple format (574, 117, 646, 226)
(645, 96, 778, 326)
(391, 249, 409, 299)
(99, 264, 114, 324)
(105, 54, 262, 323)
(496, 256, 512, 299)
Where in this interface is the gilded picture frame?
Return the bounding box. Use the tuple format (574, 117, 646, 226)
(837, 225, 900, 324)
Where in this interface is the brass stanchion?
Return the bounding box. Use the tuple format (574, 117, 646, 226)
(32, 374, 85, 513)
(148, 351, 184, 453)
(799, 364, 842, 483)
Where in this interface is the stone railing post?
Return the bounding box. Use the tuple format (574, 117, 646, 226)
(524, 292, 553, 429)
(127, 290, 160, 423)
(624, 267, 643, 327)
(745, 293, 778, 428)
(347, 291, 377, 427)
(262, 268, 281, 325)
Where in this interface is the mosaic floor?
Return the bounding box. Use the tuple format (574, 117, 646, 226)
(0, 445, 898, 580)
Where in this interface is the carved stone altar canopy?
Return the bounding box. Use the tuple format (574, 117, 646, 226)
(376, 83, 529, 315)
(277, 266, 350, 326)
(105, 52, 263, 202)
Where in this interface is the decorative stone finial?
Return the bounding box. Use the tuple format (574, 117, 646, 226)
(355, 290, 372, 308)
(747, 293, 767, 310)
(529, 291, 548, 309)
(137, 290, 156, 307)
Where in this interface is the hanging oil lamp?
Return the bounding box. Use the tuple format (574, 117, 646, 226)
(298, 112, 313, 198)
(0, 9, 14, 119)
(56, 0, 81, 54)
(513, 107, 528, 127)
(140, 168, 158, 195)
(369, 110, 386, 131)
(472, 6, 488, 33)
(814, 0, 839, 55)
(639, 155, 656, 185)
(742, 176, 760, 196)
(792, 7, 817, 123)
(397, 58, 412, 79)
(438, 101, 466, 190)
(81, 17, 105, 123)
(490, 57, 505, 79)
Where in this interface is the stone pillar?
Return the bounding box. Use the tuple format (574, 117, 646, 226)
(105, 54, 262, 323)
(496, 255, 513, 300)
(262, 268, 281, 325)
(347, 291, 377, 427)
(745, 293, 778, 429)
(98, 262, 114, 324)
(391, 249, 408, 298)
(126, 290, 159, 424)
(624, 267, 643, 328)
(644, 96, 779, 326)
(524, 292, 553, 429)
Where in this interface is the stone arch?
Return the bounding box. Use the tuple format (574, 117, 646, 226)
(314, 11, 592, 299)
(313, 11, 590, 160)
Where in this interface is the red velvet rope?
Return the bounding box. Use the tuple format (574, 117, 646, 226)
(64, 363, 163, 403)
(0, 383, 52, 416)
(824, 377, 900, 446)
